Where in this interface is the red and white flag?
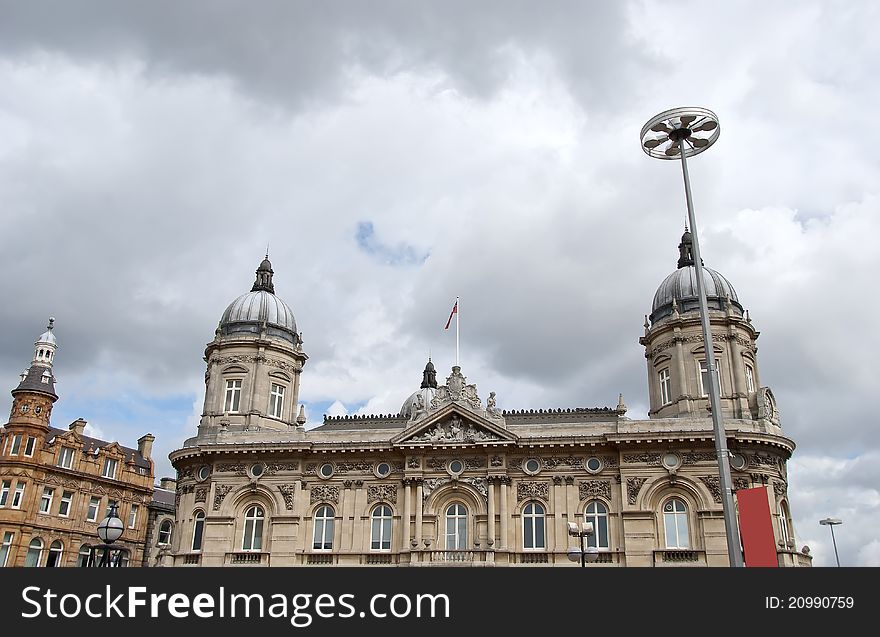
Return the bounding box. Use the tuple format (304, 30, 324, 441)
(444, 300, 458, 330)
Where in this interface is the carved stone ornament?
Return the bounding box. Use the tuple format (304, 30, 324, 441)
(698, 476, 722, 503)
(428, 367, 484, 413)
(278, 484, 296, 510)
(421, 476, 488, 504)
(517, 481, 549, 502)
(367, 484, 398, 504)
(579, 480, 612, 501)
(305, 463, 318, 475)
(623, 453, 662, 466)
(491, 455, 504, 467)
(335, 461, 373, 474)
(213, 485, 233, 511)
(750, 452, 779, 469)
(211, 354, 302, 373)
(217, 463, 247, 476)
(539, 456, 583, 469)
(773, 481, 787, 498)
(194, 487, 207, 503)
(626, 477, 647, 505)
(682, 452, 717, 465)
(410, 414, 500, 443)
(408, 457, 420, 469)
(265, 462, 299, 474)
(310, 485, 340, 505)
(733, 477, 750, 492)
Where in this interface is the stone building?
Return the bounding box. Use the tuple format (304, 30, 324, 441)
(0, 320, 156, 567)
(142, 477, 176, 567)
(167, 243, 810, 567)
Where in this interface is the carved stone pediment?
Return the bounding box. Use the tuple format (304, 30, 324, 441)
(392, 403, 516, 447)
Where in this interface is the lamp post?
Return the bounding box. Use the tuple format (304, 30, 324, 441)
(567, 521, 599, 567)
(819, 518, 842, 567)
(640, 107, 743, 567)
(96, 502, 124, 567)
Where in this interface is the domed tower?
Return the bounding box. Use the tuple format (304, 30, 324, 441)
(199, 257, 308, 433)
(4, 318, 59, 450)
(640, 230, 770, 421)
(399, 359, 438, 419)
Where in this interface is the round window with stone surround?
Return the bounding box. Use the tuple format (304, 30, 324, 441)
(447, 460, 464, 476)
(319, 463, 335, 479)
(375, 462, 392, 478)
(198, 466, 211, 481)
(250, 463, 265, 479)
(585, 457, 603, 474)
(523, 458, 542, 475)
(661, 452, 682, 470)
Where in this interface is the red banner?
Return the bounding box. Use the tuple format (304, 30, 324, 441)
(736, 486, 778, 567)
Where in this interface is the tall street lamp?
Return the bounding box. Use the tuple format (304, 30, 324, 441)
(819, 518, 842, 567)
(567, 521, 599, 567)
(96, 502, 124, 567)
(640, 107, 743, 567)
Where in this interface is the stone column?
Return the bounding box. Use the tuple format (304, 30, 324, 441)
(402, 479, 412, 550)
(487, 478, 496, 548)
(415, 480, 423, 548)
(499, 477, 509, 550)
(675, 337, 688, 413)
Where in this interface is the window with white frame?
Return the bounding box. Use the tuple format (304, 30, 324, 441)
(192, 511, 205, 552)
(0, 480, 10, 507)
(224, 379, 242, 413)
(77, 544, 92, 567)
(24, 538, 43, 567)
(663, 498, 690, 549)
(445, 503, 468, 550)
(46, 540, 63, 567)
(241, 505, 265, 552)
(87, 497, 100, 522)
(0, 531, 13, 567)
(745, 364, 755, 393)
(128, 504, 139, 528)
(313, 505, 334, 551)
(58, 491, 74, 517)
(658, 368, 672, 405)
(585, 501, 610, 549)
(158, 520, 172, 545)
(102, 458, 118, 479)
(779, 502, 792, 546)
(10, 434, 22, 456)
(11, 483, 25, 509)
(39, 487, 54, 514)
(57, 447, 75, 469)
(371, 505, 393, 551)
(522, 502, 546, 550)
(24, 436, 36, 457)
(698, 360, 722, 397)
(269, 383, 285, 419)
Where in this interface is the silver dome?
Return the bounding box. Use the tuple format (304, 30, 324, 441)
(650, 266, 742, 324)
(219, 290, 298, 343)
(36, 317, 56, 345)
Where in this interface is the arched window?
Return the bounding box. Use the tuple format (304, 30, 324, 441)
(445, 503, 468, 550)
(313, 505, 334, 551)
(522, 502, 546, 550)
(371, 505, 393, 551)
(241, 505, 265, 551)
(585, 501, 610, 549)
(663, 498, 690, 548)
(46, 540, 64, 567)
(158, 520, 173, 546)
(25, 538, 44, 567)
(77, 544, 93, 567)
(191, 510, 205, 552)
(779, 501, 793, 546)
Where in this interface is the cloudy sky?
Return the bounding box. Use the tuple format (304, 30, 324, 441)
(1, 1, 877, 566)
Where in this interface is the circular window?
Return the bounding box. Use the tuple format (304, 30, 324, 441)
(250, 463, 264, 478)
(198, 466, 210, 481)
(375, 462, 392, 478)
(447, 460, 464, 476)
(585, 457, 603, 473)
(319, 463, 334, 479)
(523, 458, 541, 475)
(661, 452, 681, 470)
(730, 452, 747, 471)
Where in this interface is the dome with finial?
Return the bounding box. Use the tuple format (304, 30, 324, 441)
(36, 317, 56, 346)
(650, 229, 742, 324)
(399, 359, 438, 418)
(218, 256, 299, 344)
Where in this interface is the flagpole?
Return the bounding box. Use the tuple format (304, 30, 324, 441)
(455, 296, 460, 367)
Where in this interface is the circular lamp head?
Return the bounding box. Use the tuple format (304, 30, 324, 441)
(819, 518, 842, 526)
(567, 548, 582, 563)
(584, 546, 600, 563)
(97, 504, 124, 545)
(640, 107, 720, 160)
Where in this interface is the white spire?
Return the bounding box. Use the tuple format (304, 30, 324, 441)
(33, 317, 57, 369)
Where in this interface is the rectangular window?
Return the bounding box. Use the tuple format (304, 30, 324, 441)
(699, 360, 722, 398)
(0, 481, 10, 507)
(0, 531, 13, 567)
(87, 497, 100, 522)
(128, 504, 139, 528)
(10, 435, 22, 456)
(746, 364, 755, 393)
(658, 368, 671, 405)
(59, 491, 74, 518)
(11, 483, 25, 509)
(224, 379, 242, 413)
(57, 447, 75, 469)
(269, 383, 285, 419)
(40, 487, 54, 514)
(102, 458, 118, 479)
(24, 436, 36, 457)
